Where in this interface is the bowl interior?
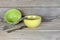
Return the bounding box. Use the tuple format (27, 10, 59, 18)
(4, 9, 22, 24)
(25, 15, 40, 20)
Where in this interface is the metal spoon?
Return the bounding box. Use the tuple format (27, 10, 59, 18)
(3, 17, 25, 33)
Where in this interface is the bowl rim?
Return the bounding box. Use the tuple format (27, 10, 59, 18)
(24, 15, 41, 20)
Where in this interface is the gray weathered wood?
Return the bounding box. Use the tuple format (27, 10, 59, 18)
(0, 31, 60, 40)
(0, 0, 60, 7)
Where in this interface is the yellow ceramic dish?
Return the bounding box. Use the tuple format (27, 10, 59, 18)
(24, 15, 41, 28)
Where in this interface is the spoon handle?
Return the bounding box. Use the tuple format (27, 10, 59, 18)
(4, 25, 25, 33)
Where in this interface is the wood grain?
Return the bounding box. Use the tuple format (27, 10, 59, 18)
(0, 0, 60, 7)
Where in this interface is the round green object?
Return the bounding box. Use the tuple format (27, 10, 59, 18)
(4, 9, 22, 24)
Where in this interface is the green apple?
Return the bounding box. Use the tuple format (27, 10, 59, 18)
(24, 15, 41, 28)
(4, 9, 22, 24)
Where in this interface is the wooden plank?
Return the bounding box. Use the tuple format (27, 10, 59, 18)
(0, 0, 60, 7)
(0, 31, 60, 40)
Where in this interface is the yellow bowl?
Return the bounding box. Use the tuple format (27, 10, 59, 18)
(24, 15, 41, 28)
